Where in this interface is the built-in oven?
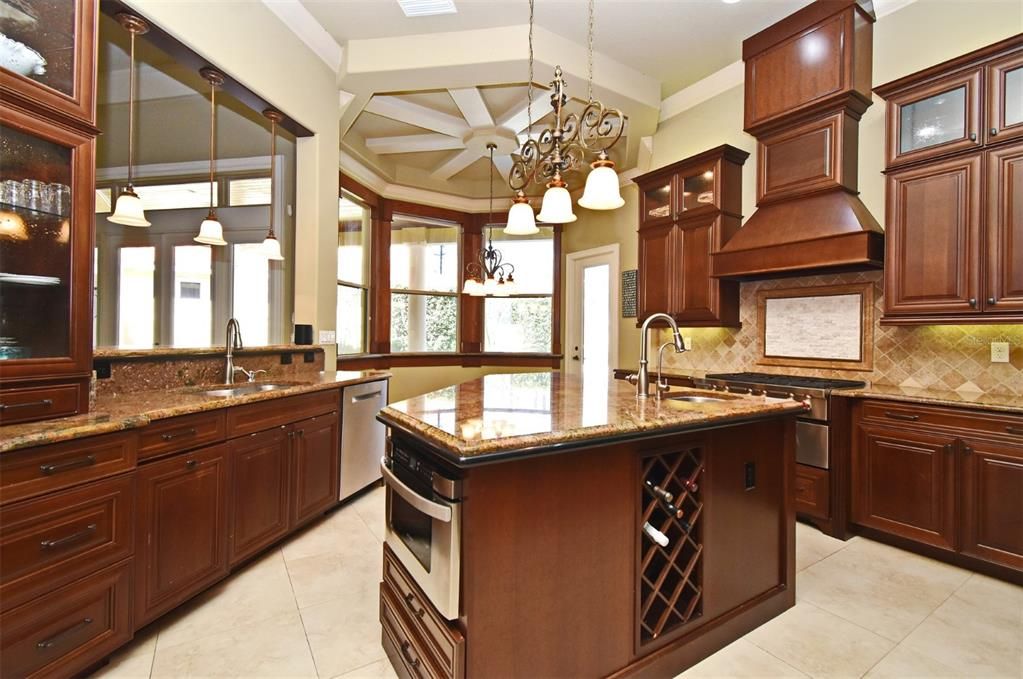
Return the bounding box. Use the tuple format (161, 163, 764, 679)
(381, 443, 462, 620)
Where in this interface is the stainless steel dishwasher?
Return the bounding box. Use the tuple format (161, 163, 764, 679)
(340, 379, 388, 500)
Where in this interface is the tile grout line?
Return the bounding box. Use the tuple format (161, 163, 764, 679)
(281, 547, 323, 678)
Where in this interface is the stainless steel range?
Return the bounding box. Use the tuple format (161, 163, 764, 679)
(693, 372, 866, 469)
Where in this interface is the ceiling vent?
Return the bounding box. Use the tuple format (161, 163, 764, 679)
(397, 0, 457, 17)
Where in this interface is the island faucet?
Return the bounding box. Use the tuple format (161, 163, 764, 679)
(225, 318, 243, 384)
(628, 313, 687, 398)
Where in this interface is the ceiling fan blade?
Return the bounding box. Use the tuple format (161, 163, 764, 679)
(365, 133, 466, 155)
(448, 87, 494, 129)
(365, 95, 469, 137)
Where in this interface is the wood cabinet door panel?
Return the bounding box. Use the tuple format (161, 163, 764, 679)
(136, 445, 229, 625)
(676, 219, 717, 321)
(852, 424, 957, 551)
(986, 51, 1023, 145)
(987, 144, 1023, 312)
(291, 412, 340, 528)
(638, 223, 677, 319)
(229, 427, 291, 566)
(960, 438, 1023, 570)
(885, 153, 982, 316)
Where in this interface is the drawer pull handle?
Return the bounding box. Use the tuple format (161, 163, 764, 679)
(1007, 426, 1023, 436)
(352, 391, 383, 402)
(0, 398, 53, 411)
(404, 592, 426, 619)
(36, 617, 93, 650)
(884, 411, 919, 422)
(161, 428, 197, 441)
(186, 459, 199, 470)
(39, 455, 96, 475)
(40, 523, 97, 550)
(400, 640, 421, 669)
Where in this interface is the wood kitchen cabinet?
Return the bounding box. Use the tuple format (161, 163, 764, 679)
(228, 427, 291, 566)
(877, 35, 1023, 325)
(960, 437, 1023, 571)
(291, 412, 340, 528)
(135, 444, 230, 626)
(635, 146, 746, 327)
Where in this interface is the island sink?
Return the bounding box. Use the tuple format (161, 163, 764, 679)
(376, 372, 805, 678)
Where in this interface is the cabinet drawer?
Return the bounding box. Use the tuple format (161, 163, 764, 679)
(860, 400, 1023, 439)
(794, 464, 830, 520)
(0, 475, 134, 612)
(139, 411, 226, 461)
(0, 432, 137, 507)
(381, 582, 446, 679)
(226, 390, 340, 437)
(0, 383, 82, 425)
(383, 546, 464, 679)
(0, 559, 133, 679)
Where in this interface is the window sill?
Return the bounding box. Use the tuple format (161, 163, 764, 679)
(337, 352, 563, 370)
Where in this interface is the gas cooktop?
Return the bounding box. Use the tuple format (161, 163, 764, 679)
(704, 372, 866, 391)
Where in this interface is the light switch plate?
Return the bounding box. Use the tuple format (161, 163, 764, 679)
(991, 341, 1010, 363)
(319, 330, 336, 344)
(683, 336, 693, 351)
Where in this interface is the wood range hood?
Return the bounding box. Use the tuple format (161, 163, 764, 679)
(713, 0, 884, 280)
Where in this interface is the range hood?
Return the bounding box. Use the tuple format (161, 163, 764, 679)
(712, 0, 884, 280)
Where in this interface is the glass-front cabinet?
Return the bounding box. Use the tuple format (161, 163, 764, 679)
(987, 52, 1023, 144)
(0, 0, 97, 125)
(886, 68, 982, 168)
(639, 179, 673, 227)
(0, 104, 94, 423)
(679, 163, 718, 216)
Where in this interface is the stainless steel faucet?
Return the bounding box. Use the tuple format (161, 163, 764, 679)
(225, 318, 243, 384)
(627, 313, 687, 398)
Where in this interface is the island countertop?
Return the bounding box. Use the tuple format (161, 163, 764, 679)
(378, 371, 808, 465)
(0, 370, 389, 454)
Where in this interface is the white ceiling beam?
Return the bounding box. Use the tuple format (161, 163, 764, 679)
(261, 0, 342, 73)
(496, 96, 554, 134)
(491, 155, 512, 184)
(364, 96, 469, 137)
(431, 147, 482, 180)
(448, 87, 494, 128)
(365, 133, 466, 155)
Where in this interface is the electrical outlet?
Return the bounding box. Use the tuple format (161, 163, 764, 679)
(991, 341, 1010, 363)
(683, 336, 694, 350)
(318, 330, 336, 344)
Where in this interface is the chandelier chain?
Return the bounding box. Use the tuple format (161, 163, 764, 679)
(527, 0, 534, 140)
(488, 144, 494, 243)
(587, 0, 594, 102)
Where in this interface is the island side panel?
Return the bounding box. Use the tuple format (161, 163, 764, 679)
(460, 444, 636, 678)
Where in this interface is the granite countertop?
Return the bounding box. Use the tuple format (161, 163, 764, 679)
(833, 384, 1023, 414)
(378, 371, 808, 464)
(0, 370, 390, 454)
(94, 344, 324, 359)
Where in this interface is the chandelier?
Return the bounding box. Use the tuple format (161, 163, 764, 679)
(505, 0, 626, 230)
(462, 144, 517, 297)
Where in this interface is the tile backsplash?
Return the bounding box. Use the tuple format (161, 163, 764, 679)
(660, 271, 1022, 395)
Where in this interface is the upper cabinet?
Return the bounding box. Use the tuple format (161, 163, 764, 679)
(635, 145, 748, 328)
(876, 35, 1023, 325)
(0, 0, 97, 127)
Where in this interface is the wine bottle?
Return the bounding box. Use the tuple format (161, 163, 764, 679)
(642, 522, 669, 547)
(644, 479, 674, 503)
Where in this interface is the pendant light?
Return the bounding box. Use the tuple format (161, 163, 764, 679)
(194, 67, 227, 246)
(505, 191, 538, 236)
(578, 151, 625, 209)
(462, 144, 518, 297)
(108, 13, 151, 227)
(536, 174, 577, 223)
(262, 109, 285, 261)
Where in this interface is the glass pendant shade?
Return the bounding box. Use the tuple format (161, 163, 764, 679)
(108, 189, 151, 227)
(536, 183, 577, 224)
(578, 162, 625, 210)
(482, 276, 499, 295)
(262, 235, 284, 261)
(194, 212, 227, 245)
(505, 194, 539, 235)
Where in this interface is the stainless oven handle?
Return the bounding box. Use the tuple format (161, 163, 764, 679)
(380, 459, 453, 523)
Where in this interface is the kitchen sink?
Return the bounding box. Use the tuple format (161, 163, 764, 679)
(664, 395, 727, 403)
(200, 383, 295, 398)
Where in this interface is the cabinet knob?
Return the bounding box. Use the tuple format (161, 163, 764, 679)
(988, 297, 997, 305)
(969, 132, 978, 142)
(991, 127, 999, 136)
(968, 298, 977, 308)
(185, 459, 198, 470)
(962, 444, 973, 455)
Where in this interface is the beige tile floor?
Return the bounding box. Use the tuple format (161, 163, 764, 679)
(94, 486, 1022, 679)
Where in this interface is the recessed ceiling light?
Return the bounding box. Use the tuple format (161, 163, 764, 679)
(722, 0, 741, 4)
(398, 0, 457, 17)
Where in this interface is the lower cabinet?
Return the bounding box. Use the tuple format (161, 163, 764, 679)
(960, 437, 1023, 570)
(851, 423, 957, 551)
(228, 427, 292, 566)
(292, 412, 340, 528)
(135, 444, 230, 626)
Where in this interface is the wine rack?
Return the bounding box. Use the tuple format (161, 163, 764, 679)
(638, 445, 704, 646)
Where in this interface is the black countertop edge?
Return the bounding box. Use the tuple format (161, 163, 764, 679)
(377, 409, 802, 469)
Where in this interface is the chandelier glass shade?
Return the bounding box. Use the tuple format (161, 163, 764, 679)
(578, 153, 625, 210)
(463, 144, 518, 297)
(194, 67, 227, 246)
(108, 14, 151, 228)
(504, 192, 539, 235)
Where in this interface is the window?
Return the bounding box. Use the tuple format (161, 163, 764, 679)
(133, 181, 217, 211)
(117, 246, 155, 348)
(233, 243, 270, 346)
(172, 245, 212, 347)
(228, 177, 271, 206)
(484, 227, 555, 353)
(337, 195, 370, 354)
(390, 214, 458, 353)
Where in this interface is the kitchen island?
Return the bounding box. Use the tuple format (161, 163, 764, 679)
(376, 371, 808, 679)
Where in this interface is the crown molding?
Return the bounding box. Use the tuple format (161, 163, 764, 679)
(261, 0, 343, 73)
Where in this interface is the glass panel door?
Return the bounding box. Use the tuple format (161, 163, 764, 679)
(680, 167, 716, 214)
(0, 1, 78, 97)
(641, 181, 673, 224)
(0, 125, 72, 361)
(173, 245, 212, 347)
(1001, 65, 1022, 129)
(899, 86, 968, 154)
(232, 243, 270, 346)
(117, 246, 155, 349)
